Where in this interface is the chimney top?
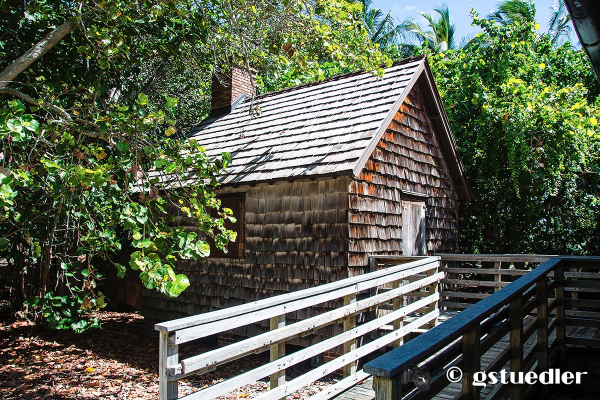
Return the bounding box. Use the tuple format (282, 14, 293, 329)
(210, 65, 255, 116)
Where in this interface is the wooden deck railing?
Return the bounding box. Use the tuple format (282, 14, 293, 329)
(364, 257, 573, 400)
(156, 257, 442, 400)
(436, 254, 550, 310)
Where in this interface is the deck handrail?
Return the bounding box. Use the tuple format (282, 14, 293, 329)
(156, 257, 437, 333)
(157, 256, 442, 400)
(364, 257, 565, 399)
(435, 253, 600, 262)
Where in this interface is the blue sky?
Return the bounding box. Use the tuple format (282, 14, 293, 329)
(371, 0, 578, 45)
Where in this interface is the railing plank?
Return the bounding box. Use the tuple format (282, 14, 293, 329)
(171, 261, 440, 344)
(436, 254, 552, 263)
(308, 370, 370, 400)
(565, 337, 600, 348)
(565, 317, 600, 328)
(157, 257, 439, 333)
(440, 291, 489, 300)
(441, 278, 509, 288)
(565, 299, 600, 309)
(442, 267, 530, 276)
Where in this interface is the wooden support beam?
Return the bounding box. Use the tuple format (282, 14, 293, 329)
(494, 261, 502, 292)
(555, 263, 566, 364)
(159, 331, 179, 400)
(373, 375, 400, 400)
(509, 295, 523, 400)
(462, 323, 481, 400)
(343, 293, 357, 378)
(427, 267, 439, 328)
(270, 314, 286, 393)
(392, 280, 405, 348)
(536, 278, 549, 396)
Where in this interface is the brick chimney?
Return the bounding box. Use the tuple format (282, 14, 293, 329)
(210, 65, 255, 115)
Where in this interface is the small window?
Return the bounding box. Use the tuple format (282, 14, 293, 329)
(210, 194, 245, 259)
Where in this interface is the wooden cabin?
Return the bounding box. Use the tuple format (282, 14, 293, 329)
(141, 56, 472, 343)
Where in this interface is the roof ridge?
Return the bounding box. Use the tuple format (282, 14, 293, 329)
(248, 55, 427, 102)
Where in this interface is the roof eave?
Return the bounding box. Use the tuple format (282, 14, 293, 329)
(565, 0, 600, 81)
(420, 61, 473, 201)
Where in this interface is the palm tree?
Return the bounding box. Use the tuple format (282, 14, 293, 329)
(488, 0, 572, 47)
(401, 5, 457, 54)
(356, 0, 404, 48)
(547, 1, 572, 47)
(488, 0, 536, 25)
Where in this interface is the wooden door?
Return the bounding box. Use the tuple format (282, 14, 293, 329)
(402, 199, 426, 256)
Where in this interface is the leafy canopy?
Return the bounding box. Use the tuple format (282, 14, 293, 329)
(0, 0, 388, 331)
(428, 11, 600, 254)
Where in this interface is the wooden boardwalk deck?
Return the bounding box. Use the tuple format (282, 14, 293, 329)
(333, 311, 458, 400)
(333, 312, 600, 400)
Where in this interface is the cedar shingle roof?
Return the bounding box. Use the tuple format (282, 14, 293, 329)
(189, 56, 472, 200)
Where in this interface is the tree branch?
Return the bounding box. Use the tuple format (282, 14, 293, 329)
(0, 20, 78, 88)
(0, 88, 109, 143)
(0, 87, 73, 121)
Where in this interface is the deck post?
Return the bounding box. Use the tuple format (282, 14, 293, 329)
(270, 314, 286, 392)
(462, 323, 481, 400)
(159, 331, 178, 400)
(343, 293, 357, 377)
(392, 279, 405, 348)
(373, 375, 400, 400)
(493, 261, 501, 292)
(426, 264, 439, 328)
(555, 262, 566, 363)
(536, 277, 549, 396)
(569, 262, 579, 311)
(369, 257, 379, 302)
(509, 294, 524, 400)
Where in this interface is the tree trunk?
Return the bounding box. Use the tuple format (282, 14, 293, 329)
(0, 20, 77, 88)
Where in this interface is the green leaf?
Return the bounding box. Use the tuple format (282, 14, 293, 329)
(7, 118, 22, 132)
(165, 274, 190, 297)
(165, 163, 177, 173)
(137, 93, 149, 106)
(165, 97, 178, 110)
(115, 263, 126, 278)
(154, 158, 167, 170)
(115, 141, 130, 152)
(197, 240, 210, 257)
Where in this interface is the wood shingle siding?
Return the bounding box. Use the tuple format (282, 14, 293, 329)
(348, 85, 458, 270)
(142, 177, 351, 345)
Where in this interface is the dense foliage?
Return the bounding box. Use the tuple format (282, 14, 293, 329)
(428, 14, 600, 254)
(0, 0, 388, 330)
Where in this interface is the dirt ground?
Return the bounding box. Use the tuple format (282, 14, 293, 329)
(0, 311, 337, 400)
